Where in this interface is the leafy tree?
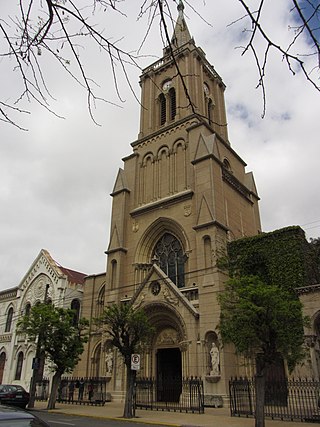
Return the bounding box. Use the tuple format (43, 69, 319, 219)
(1, 1, 319, 129)
(218, 276, 308, 427)
(97, 303, 154, 418)
(18, 303, 89, 409)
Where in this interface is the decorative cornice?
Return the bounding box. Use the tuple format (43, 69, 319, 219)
(296, 284, 320, 295)
(0, 288, 18, 301)
(222, 169, 253, 203)
(193, 220, 229, 232)
(131, 190, 193, 217)
(0, 334, 12, 343)
(132, 116, 199, 148)
(104, 247, 128, 255)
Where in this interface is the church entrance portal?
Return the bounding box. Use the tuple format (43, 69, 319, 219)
(156, 348, 182, 402)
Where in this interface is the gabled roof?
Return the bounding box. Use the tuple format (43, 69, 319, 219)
(19, 249, 87, 291)
(130, 263, 199, 318)
(57, 266, 87, 285)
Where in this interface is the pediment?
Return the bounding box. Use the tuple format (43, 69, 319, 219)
(111, 168, 130, 195)
(131, 264, 199, 318)
(108, 225, 121, 251)
(19, 249, 63, 291)
(193, 133, 221, 162)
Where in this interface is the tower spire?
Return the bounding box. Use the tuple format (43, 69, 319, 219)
(171, 0, 192, 48)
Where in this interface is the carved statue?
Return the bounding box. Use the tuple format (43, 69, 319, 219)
(105, 349, 113, 375)
(210, 342, 220, 376)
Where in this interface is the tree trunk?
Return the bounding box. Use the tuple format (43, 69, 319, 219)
(123, 363, 137, 418)
(47, 371, 62, 409)
(255, 372, 266, 427)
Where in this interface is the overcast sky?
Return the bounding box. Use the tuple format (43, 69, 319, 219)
(1, 1, 320, 291)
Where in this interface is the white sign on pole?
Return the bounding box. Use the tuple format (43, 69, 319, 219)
(131, 353, 140, 370)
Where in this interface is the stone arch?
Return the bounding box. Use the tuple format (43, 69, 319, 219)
(134, 217, 190, 264)
(157, 145, 170, 199)
(91, 341, 102, 377)
(145, 302, 187, 345)
(172, 138, 187, 192)
(142, 152, 155, 204)
(157, 145, 170, 159)
(172, 138, 187, 153)
(5, 305, 14, 332)
(96, 283, 106, 317)
(143, 302, 189, 382)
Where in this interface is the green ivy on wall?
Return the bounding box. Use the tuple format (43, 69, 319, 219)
(227, 226, 319, 290)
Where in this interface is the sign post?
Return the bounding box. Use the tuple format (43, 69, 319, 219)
(131, 354, 140, 371)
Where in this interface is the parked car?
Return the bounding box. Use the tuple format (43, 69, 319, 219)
(0, 404, 49, 426)
(0, 385, 30, 409)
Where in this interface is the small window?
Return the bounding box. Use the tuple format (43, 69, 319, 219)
(5, 307, 13, 332)
(15, 352, 23, 380)
(70, 299, 81, 326)
(111, 259, 117, 289)
(223, 158, 231, 171)
(169, 88, 176, 121)
(208, 98, 213, 124)
(25, 303, 31, 316)
(159, 93, 166, 126)
(96, 285, 105, 318)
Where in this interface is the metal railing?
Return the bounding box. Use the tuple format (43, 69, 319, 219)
(135, 377, 204, 413)
(230, 377, 320, 422)
(57, 377, 107, 406)
(35, 378, 49, 401)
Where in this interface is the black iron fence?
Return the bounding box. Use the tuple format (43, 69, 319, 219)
(57, 377, 107, 406)
(230, 377, 320, 422)
(35, 378, 49, 401)
(134, 377, 204, 413)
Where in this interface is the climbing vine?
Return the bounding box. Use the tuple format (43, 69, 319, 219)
(226, 226, 319, 290)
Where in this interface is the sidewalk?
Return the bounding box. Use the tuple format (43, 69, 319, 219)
(33, 400, 319, 427)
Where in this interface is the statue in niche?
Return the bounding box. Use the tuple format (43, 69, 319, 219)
(105, 348, 113, 375)
(210, 342, 220, 376)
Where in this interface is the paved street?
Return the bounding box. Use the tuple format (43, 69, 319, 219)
(31, 400, 320, 427)
(33, 411, 165, 427)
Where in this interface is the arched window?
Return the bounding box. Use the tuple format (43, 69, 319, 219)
(169, 88, 176, 121)
(25, 303, 31, 316)
(153, 233, 185, 288)
(204, 236, 212, 268)
(15, 352, 23, 380)
(0, 352, 6, 384)
(96, 285, 105, 318)
(111, 260, 117, 289)
(207, 98, 213, 124)
(5, 307, 13, 332)
(159, 93, 166, 126)
(91, 343, 101, 377)
(70, 299, 81, 326)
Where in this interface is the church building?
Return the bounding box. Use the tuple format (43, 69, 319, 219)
(76, 2, 261, 404)
(77, 2, 261, 400)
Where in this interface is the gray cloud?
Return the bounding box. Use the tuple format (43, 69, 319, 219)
(1, 1, 319, 289)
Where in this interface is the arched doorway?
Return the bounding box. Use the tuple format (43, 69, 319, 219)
(0, 352, 6, 384)
(156, 347, 182, 402)
(143, 301, 188, 403)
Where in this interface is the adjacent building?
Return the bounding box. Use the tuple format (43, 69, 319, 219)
(0, 249, 86, 392)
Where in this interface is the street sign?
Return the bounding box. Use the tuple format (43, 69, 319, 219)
(131, 353, 140, 370)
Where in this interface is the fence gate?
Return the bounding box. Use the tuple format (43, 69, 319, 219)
(134, 377, 204, 413)
(229, 377, 320, 422)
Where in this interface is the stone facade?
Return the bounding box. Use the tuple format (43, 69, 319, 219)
(0, 249, 86, 392)
(75, 5, 261, 404)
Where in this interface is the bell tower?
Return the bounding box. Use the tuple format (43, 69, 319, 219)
(138, 0, 228, 142)
(99, 0, 261, 404)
